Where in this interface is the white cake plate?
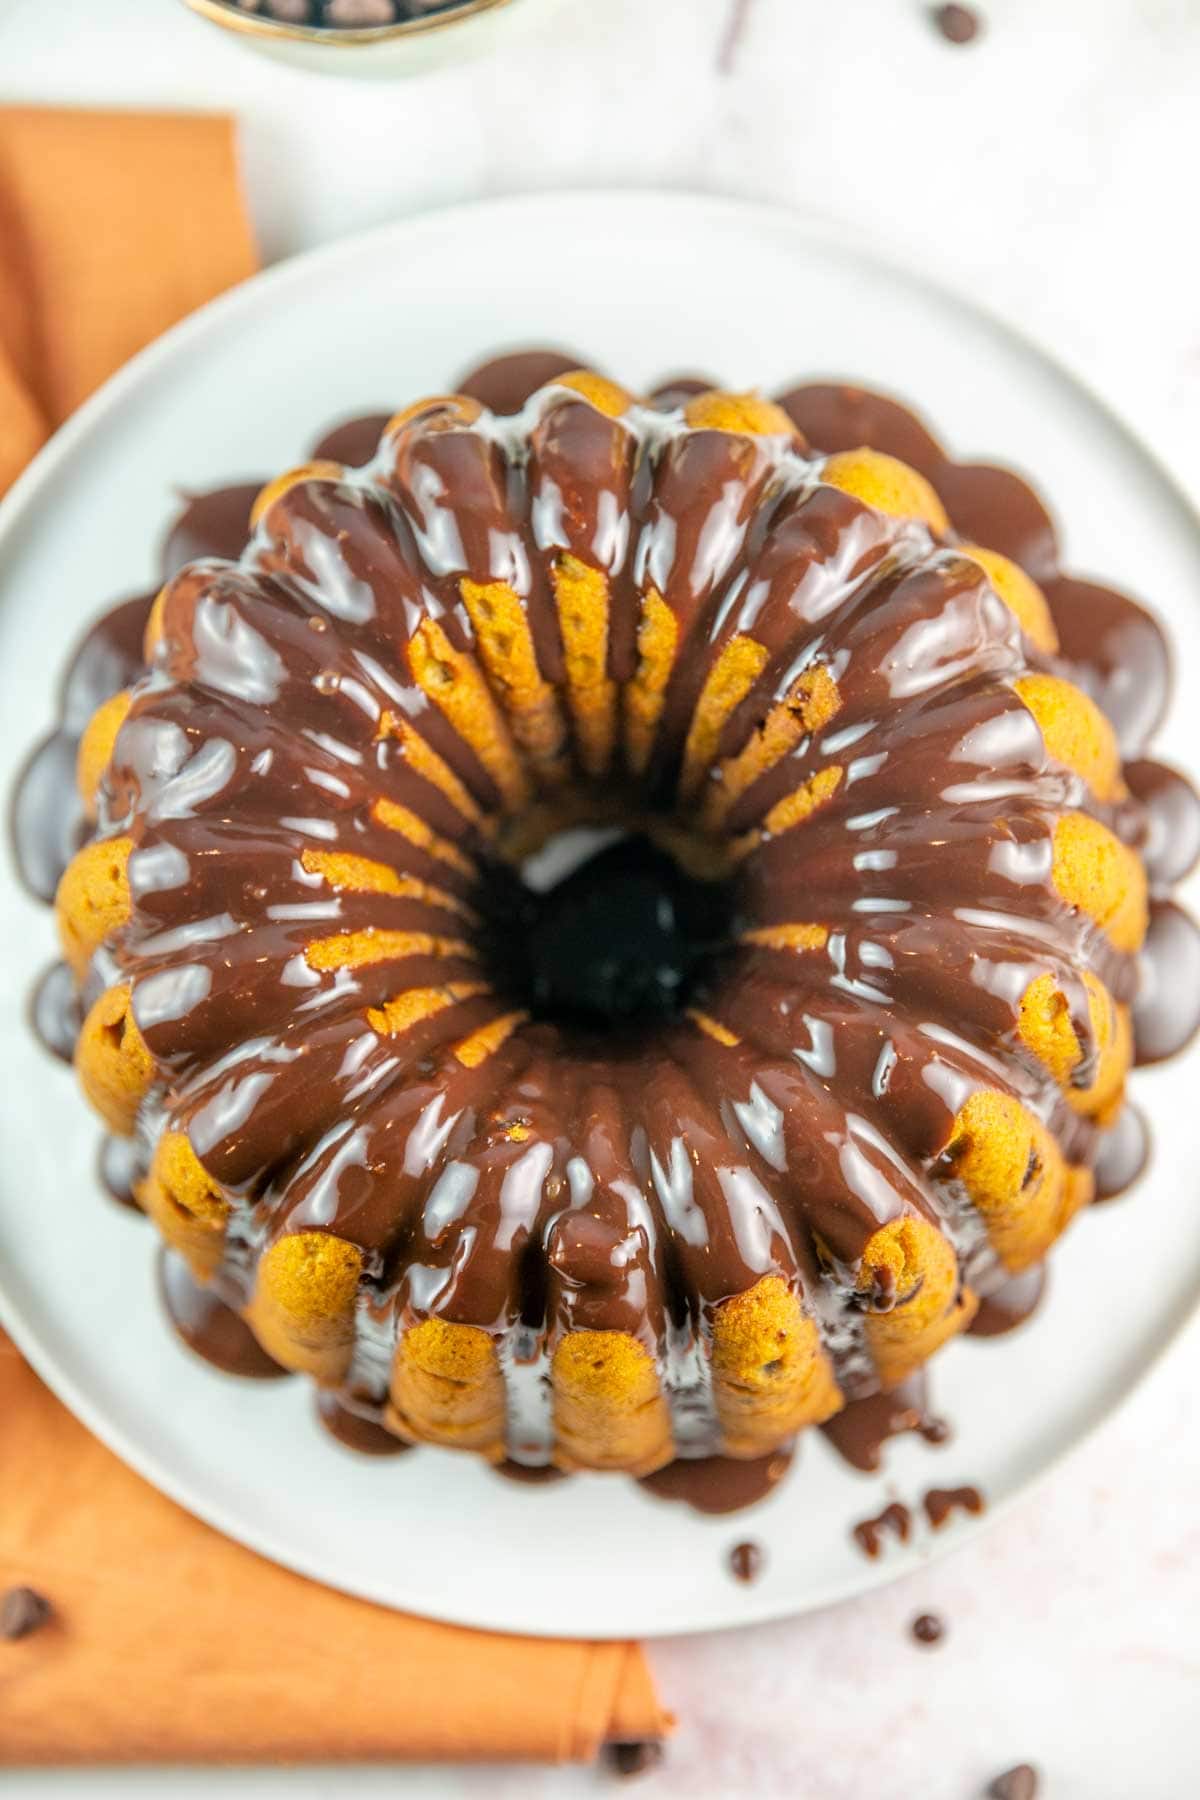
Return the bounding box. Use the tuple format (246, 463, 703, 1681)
(1, 192, 1198, 1639)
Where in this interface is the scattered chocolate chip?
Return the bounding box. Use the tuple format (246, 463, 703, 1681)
(326, 0, 397, 22)
(866, 1263, 898, 1312)
(228, 0, 466, 23)
(728, 1540, 763, 1583)
(609, 1739, 666, 1779)
(930, 3, 983, 44)
(987, 1766, 1039, 1800)
(1, 1587, 52, 1641)
(910, 1611, 945, 1646)
(236, 0, 310, 17)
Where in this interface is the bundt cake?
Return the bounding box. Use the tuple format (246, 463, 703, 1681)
(22, 356, 1200, 1483)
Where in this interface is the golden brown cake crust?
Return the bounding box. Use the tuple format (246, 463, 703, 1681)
(41, 364, 1193, 1476)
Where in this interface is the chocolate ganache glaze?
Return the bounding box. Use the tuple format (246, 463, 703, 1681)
(13, 348, 1200, 1501)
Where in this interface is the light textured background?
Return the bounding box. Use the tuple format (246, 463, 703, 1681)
(2, 1, 1199, 1794)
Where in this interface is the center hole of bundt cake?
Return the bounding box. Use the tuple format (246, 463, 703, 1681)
(481, 827, 737, 1033)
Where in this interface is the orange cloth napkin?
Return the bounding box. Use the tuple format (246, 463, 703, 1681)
(0, 1335, 667, 1764)
(0, 106, 257, 493)
(0, 108, 671, 1765)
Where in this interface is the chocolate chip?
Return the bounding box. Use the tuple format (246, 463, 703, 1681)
(728, 1539, 764, 1583)
(234, 0, 311, 18)
(987, 1766, 1039, 1800)
(868, 1262, 898, 1312)
(930, 3, 983, 44)
(1, 1587, 52, 1641)
(325, 0, 397, 22)
(608, 1739, 666, 1779)
(911, 1611, 945, 1645)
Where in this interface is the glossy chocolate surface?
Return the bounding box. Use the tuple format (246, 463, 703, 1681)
(923, 1483, 986, 1528)
(852, 1500, 912, 1559)
(13, 593, 153, 905)
(316, 1389, 413, 1455)
(162, 484, 261, 576)
(455, 348, 582, 416)
(30, 961, 80, 1064)
(1093, 1102, 1149, 1200)
(15, 355, 1200, 1499)
(820, 1372, 949, 1472)
(97, 1132, 143, 1212)
(159, 1249, 290, 1379)
(640, 1449, 793, 1515)
(967, 1263, 1047, 1338)
(310, 413, 396, 469)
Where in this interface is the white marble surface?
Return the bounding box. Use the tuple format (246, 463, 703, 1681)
(2, 0, 1200, 1793)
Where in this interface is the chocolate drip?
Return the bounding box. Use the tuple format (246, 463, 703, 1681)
(11, 592, 153, 902)
(159, 1250, 290, 1379)
(1133, 901, 1200, 1064)
(316, 1390, 412, 1455)
(1126, 758, 1200, 888)
(1093, 1103, 1149, 1200)
(30, 961, 80, 1063)
(774, 377, 1198, 1198)
(1046, 576, 1170, 754)
(97, 1133, 144, 1212)
(923, 1483, 985, 1528)
(11, 734, 83, 906)
(640, 1449, 793, 1515)
(968, 1263, 1046, 1337)
(647, 374, 720, 411)
(162, 483, 259, 575)
(821, 1374, 949, 1472)
(778, 382, 944, 481)
(932, 462, 1058, 580)
(309, 413, 394, 468)
(492, 1459, 570, 1486)
(780, 381, 1177, 754)
(455, 349, 585, 415)
(852, 1501, 912, 1559)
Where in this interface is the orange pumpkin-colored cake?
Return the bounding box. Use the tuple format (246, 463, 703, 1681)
(25, 356, 1199, 1480)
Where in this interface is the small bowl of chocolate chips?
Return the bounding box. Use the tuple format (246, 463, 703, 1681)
(182, 0, 566, 76)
